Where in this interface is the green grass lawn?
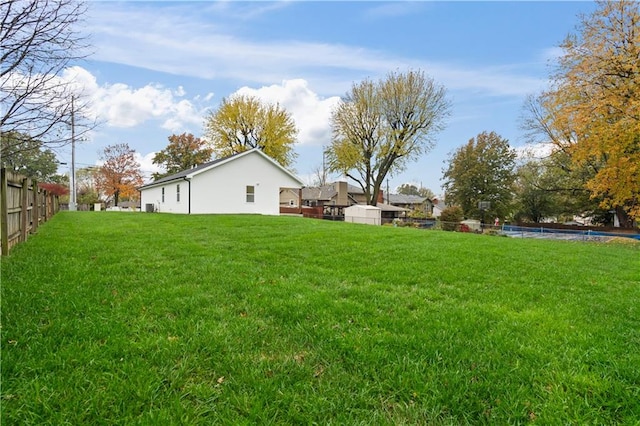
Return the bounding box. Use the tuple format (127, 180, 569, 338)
(2, 212, 639, 425)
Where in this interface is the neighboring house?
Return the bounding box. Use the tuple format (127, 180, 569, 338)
(377, 203, 409, 222)
(298, 181, 408, 222)
(299, 181, 366, 207)
(279, 188, 301, 208)
(431, 197, 445, 218)
(139, 148, 304, 215)
(294, 181, 366, 219)
(387, 194, 432, 216)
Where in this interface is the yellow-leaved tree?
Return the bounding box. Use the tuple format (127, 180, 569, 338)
(533, 0, 640, 226)
(204, 94, 298, 168)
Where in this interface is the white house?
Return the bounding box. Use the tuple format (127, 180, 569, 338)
(139, 148, 304, 215)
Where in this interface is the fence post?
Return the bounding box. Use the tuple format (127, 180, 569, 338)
(21, 176, 29, 242)
(44, 192, 47, 218)
(1, 168, 8, 255)
(32, 180, 39, 233)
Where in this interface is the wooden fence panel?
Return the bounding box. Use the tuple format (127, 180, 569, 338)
(0, 168, 60, 256)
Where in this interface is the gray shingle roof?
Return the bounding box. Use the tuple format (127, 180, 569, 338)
(301, 182, 364, 201)
(141, 156, 230, 188)
(301, 185, 336, 201)
(388, 194, 427, 205)
(376, 203, 409, 212)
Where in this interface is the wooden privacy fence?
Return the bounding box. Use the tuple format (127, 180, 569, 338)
(0, 168, 60, 256)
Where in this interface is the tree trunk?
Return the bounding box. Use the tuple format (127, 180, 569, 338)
(615, 205, 633, 228)
(369, 181, 382, 206)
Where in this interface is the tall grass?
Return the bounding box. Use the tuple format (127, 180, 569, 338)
(2, 212, 639, 424)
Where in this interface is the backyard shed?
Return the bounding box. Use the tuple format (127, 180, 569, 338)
(344, 204, 381, 226)
(139, 148, 304, 215)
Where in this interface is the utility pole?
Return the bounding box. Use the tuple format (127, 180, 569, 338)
(386, 179, 389, 204)
(321, 146, 327, 186)
(69, 96, 77, 211)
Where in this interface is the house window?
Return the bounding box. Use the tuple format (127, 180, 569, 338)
(161, 187, 165, 203)
(246, 185, 255, 203)
(176, 184, 180, 202)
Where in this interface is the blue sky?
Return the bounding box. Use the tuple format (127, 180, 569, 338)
(63, 0, 597, 195)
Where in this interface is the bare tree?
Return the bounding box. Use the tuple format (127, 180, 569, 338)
(309, 146, 335, 186)
(1, 0, 92, 158)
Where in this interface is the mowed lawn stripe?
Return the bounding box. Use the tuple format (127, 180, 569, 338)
(2, 212, 639, 424)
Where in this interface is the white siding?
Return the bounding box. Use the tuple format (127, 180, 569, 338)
(140, 180, 190, 214)
(190, 151, 301, 215)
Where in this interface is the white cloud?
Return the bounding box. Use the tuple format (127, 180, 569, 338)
(161, 99, 205, 132)
(363, 2, 427, 20)
(61, 66, 207, 131)
(135, 151, 163, 183)
(235, 79, 341, 146)
(515, 142, 556, 160)
(540, 47, 564, 62)
(59, 69, 341, 175)
(204, 1, 293, 21)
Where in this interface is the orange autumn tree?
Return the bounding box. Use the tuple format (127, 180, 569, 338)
(95, 143, 143, 207)
(538, 1, 640, 226)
